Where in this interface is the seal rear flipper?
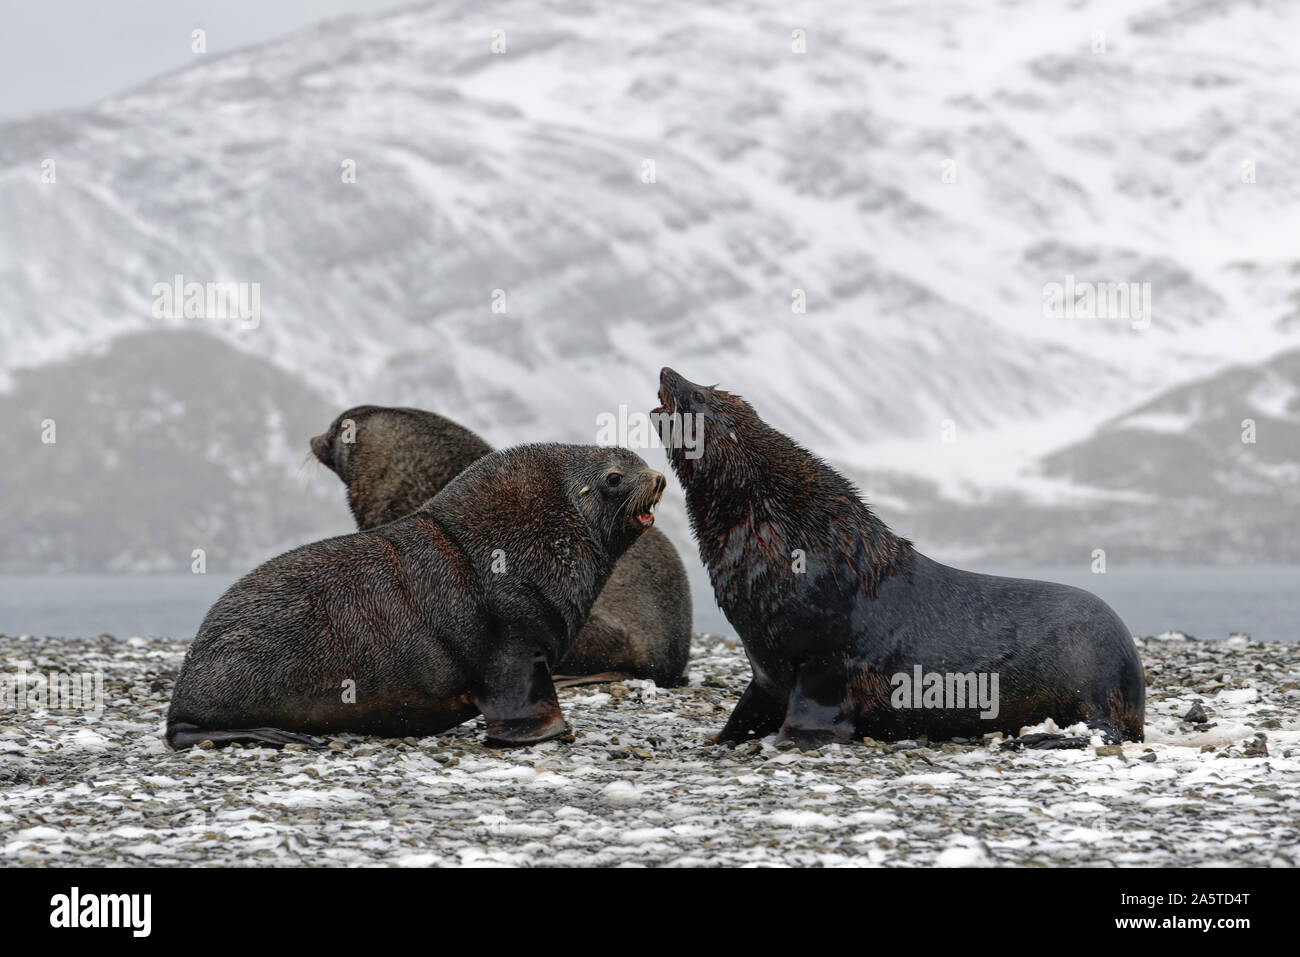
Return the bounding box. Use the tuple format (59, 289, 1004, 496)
(553, 671, 630, 689)
(1083, 714, 1140, 745)
(476, 655, 569, 746)
(715, 680, 786, 744)
(166, 723, 329, 751)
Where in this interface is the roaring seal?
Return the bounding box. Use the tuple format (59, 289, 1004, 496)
(655, 367, 1145, 746)
(166, 444, 665, 750)
(310, 405, 692, 686)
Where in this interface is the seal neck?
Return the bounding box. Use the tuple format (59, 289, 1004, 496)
(683, 418, 913, 597)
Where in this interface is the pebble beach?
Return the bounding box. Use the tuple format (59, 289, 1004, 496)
(2, 631, 1298, 867)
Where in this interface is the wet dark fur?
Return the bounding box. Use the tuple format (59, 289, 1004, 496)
(312, 405, 691, 686)
(166, 444, 665, 750)
(656, 368, 1146, 746)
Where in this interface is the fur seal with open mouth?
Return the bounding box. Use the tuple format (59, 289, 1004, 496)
(166, 443, 666, 750)
(655, 367, 1145, 746)
(310, 406, 692, 686)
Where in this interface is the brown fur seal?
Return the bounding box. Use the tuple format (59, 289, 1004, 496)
(310, 406, 494, 530)
(166, 444, 665, 750)
(310, 405, 692, 686)
(655, 367, 1145, 746)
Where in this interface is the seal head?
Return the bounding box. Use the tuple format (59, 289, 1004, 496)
(311, 405, 493, 528)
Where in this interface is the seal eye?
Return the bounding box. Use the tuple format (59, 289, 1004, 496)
(605, 472, 623, 488)
(692, 390, 706, 403)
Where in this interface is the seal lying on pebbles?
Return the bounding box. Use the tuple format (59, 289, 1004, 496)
(310, 405, 692, 686)
(166, 444, 666, 750)
(655, 367, 1146, 746)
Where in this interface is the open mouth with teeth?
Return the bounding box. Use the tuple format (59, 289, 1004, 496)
(630, 471, 667, 530)
(652, 383, 672, 418)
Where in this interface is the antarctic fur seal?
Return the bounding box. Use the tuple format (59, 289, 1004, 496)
(309, 405, 493, 530)
(166, 443, 665, 749)
(311, 405, 692, 686)
(655, 367, 1145, 746)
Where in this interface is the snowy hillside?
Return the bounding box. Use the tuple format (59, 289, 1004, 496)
(2, 0, 1298, 571)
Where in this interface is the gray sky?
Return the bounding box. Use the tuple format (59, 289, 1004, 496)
(0, 0, 413, 121)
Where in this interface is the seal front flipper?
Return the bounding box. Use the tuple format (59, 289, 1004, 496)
(715, 680, 787, 744)
(476, 653, 568, 747)
(166, 723, 329, 751)
(775, 660, 854, 748)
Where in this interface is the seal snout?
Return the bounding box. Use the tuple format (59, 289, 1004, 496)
(309, 432, 331, 463)
(632, 468, 666, 529)
(656, 366, 688, 415)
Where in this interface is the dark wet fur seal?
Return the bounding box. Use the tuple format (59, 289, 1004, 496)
(655, 367, 1146, 746)
(311, 405, 692, 687)
(166, 443, 666, 750)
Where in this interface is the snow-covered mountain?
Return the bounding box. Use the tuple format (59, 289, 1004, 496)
(2, 0, 1298, 572)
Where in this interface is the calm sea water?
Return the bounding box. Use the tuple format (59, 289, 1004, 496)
(0, 566, 1296, 643)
